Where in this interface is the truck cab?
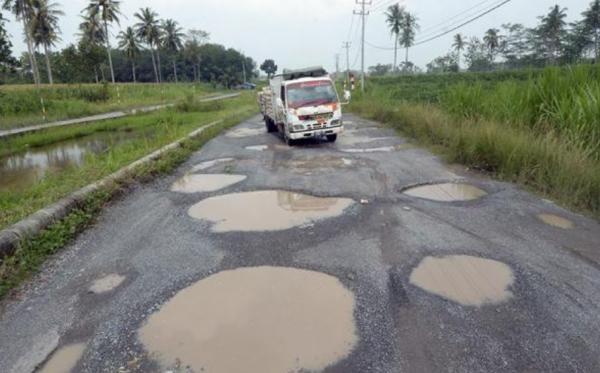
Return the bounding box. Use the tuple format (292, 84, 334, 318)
(259, 67, 343, 145)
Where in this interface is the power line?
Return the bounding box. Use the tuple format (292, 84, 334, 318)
(354, 0, 371, 92)
(371, 0, 400, 13)
(418, 0, 498, 35)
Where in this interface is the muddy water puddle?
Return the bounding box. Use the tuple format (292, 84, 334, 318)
(0, 131, 153, 191)
(139, 266, 358, 373)
(38, 343, 86, 373)
(340, 145, 406, 153)
(538, 213, 574, 229)
(410, 255, 514, 307)
(189, 158, 235, 173)
(286, 156, 354, 171)
(188, 190, 354, 232)
(226, 127, 265, 138)
(171, 174, 246, 193)
(89, 274, 126, 294)
(403, 183, 487, 202)
(245, 144, 289, 151)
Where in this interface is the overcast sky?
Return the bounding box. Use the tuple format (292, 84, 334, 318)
(2, 0, 593, 72)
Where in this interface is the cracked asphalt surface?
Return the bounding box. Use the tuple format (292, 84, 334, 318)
(1, 114, 600, 372)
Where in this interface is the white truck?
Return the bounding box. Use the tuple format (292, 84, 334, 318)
(258, 67, 344, 145)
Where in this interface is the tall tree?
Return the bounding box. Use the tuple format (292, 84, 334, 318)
(3, 0, 40, 84)
(0, 10, 17, 73)
(385, 3, 404, 72)
(117, 26, 140, 82)
(452, 33, 466, 70)
(31, 0, 63, 84)
(483, 28, 500, 62)
(78, 12, 105, 82)
(260, 59, 277, 78)
(399, 11, 419, 70)
(537, 5, 568, 63)
(184, 29, 209, 81)
(582, 0, 600, 60)
(161, 19, 184, 82)
(85, 0, 121, 83)
(134, 7, 161, 83)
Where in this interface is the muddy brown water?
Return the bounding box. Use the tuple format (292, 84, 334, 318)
(89, 274, 126, 294)
(410, 255, 514, 307)
(403, 183, 487, 202)
(138, 266, 358, 373)
(0, 131, 153, 191)
(538, 213, 574, 229)
(38, 343, 86, 373)
(188, 190, 354, 232)
(171, 174, 247, 193)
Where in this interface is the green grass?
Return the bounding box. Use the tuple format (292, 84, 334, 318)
(0, 92, 257, 230)
(0, 83, 218, 130)
(350, 66, 600, 218)
(0, 110, 254, 299)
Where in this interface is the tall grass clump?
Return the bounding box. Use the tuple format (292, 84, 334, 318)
(443, 65, 600, 157)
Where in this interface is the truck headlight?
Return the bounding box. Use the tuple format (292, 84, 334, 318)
(293, 124, 304, 132)
(331, 119, 342, 127)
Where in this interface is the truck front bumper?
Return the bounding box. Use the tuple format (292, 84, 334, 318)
(289, 126, 344, 140)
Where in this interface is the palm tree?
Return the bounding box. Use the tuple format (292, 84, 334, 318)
(78, 13, 105, 82)
(134, 7, 160, 82)
(400, 12, 419, 70)
(161, 19, 184, 83)
(452, 33, 466, 71)
(483, 28, 500, 62)
(582, 0, 600, 60)
(117, 26, 140, 82)
(2, 0, 41, 84)
(85, 0, 121, 83)
(538, 5, 568, 63)
(385, 3, 404, 72)
(31, 0, 63, 84)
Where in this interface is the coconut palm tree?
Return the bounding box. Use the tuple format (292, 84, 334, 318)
(161, 19, 184, 82)
(400, 12, 419, 70)
(582, 0, 600, 60)
(85, 0, 121, 83)
(31, 0, 63, 84)
(78, 12, 106, 82)
(483, 28, 500, 62)
(117, 26, 140, 82)
(134, 7, 160, 82)
(2, 0, 40, 84)
(385, 3, 404, 72)
(452, 33, 466, 70)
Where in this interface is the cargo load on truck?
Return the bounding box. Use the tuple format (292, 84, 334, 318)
(258, 66, 344, 146)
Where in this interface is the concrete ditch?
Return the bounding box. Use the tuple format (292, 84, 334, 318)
(0, 120, 223, 260)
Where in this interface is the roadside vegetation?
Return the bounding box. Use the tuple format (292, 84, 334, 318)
(0, 83, 217, 130)
(0, 92, 256, 230)
(349, 65, 600, 218)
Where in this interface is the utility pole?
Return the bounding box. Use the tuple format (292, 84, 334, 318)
(242, 61, 247, 83)
(342, 42, 351, 88)
(354, 0, 370, 92)
(335, 53, 340, 80)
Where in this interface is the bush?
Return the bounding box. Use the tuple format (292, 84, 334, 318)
(176, 94, 224, 112)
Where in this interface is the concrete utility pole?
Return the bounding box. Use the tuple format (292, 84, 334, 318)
(242, 61, 247, 83)
(335, 54, 340, 79)
(354, 0, 370, 92)
(342, 42, 351, 88)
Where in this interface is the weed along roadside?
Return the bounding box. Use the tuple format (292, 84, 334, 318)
(0, 102, 257, 299)
(349, 66, 600, 219)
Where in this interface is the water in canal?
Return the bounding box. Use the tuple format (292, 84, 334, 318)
(0, 131, 153, 191)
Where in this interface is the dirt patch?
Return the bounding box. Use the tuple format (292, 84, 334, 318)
(89, 274, 126, 294)
(171, 174, 246, 194)
(410, 255, 514, 307)
(538, 213, 574, 229)
(403, 183, 487, 202)
(138, 266, 358, 373)
(188, 190, 354, 232)
(38, 343, 86, 373)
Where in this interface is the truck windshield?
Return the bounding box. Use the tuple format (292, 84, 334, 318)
(286, 80, 338, 109)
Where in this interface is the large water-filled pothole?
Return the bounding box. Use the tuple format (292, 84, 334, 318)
(39, 343, 86, 373)
(538, 213, 574, 229)
(188, 190, 354, 232)
(403, 183, 487, 202)
(245, 144, 289, 151)
(226, 127, 265, 138)
(138, 266, 358, 373)
(410, 255, 514, 307)
(171, 174, 247, 193)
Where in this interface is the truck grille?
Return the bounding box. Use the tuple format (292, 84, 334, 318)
(299, 112, 333, 122)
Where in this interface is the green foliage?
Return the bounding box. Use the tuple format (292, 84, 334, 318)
(176, 93, 224, 112)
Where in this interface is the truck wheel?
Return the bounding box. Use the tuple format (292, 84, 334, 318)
(267, 119, 278, 133)
(326, 134, 338, 143)
(284, 133, 295, 146)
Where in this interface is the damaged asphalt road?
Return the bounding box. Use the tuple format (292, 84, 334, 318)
(1, 114, 600, 372)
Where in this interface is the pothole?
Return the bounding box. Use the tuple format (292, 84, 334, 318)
(138, 266, 358, 373)
(89, 274, 126, 294)
(189, 158, 235, 173)
(538, 213, 574, 229)
(286, 156, 354, 170)
(188, 190, 354, 232)
(39, 343, 86, 373)
(226, 127, 265, 138)
(171, 174, 247, 193)
(403, 183, 487, 202)
(245, 144, 289, 151)
(338, 134, 394, 146)
(410, 255, 514, 307)
(340, 145, 405, 153)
